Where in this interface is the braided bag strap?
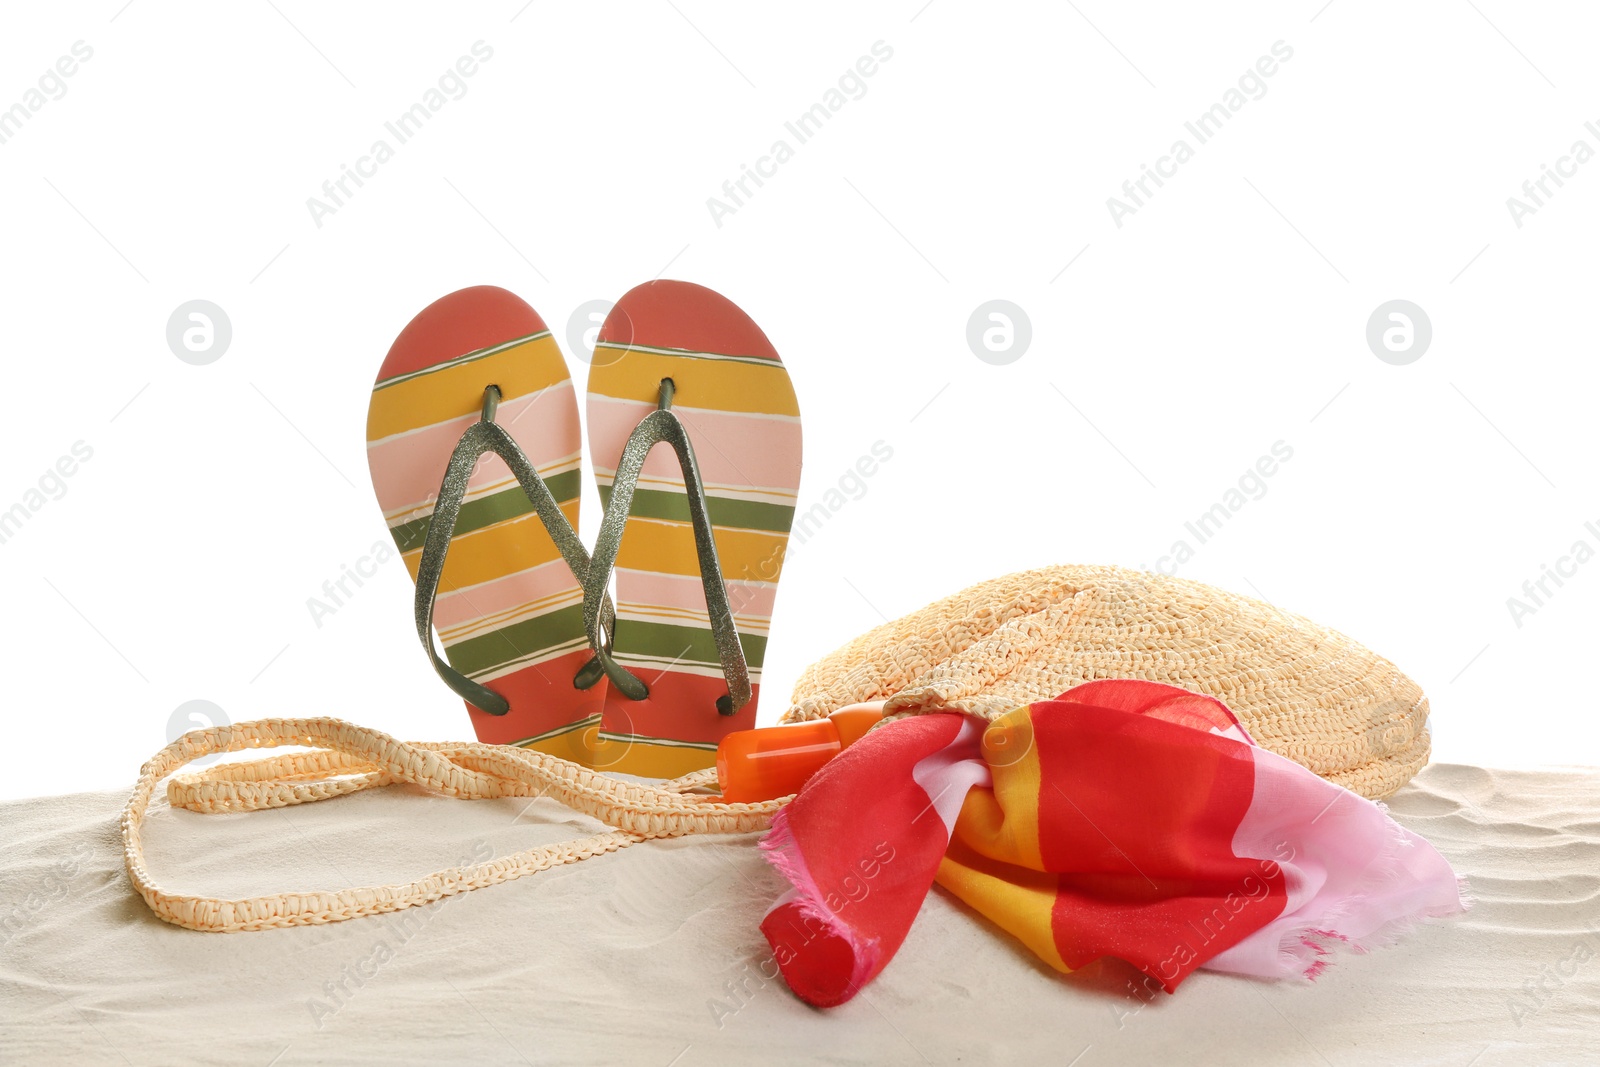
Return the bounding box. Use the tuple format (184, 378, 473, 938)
(122, 717, 784, 933)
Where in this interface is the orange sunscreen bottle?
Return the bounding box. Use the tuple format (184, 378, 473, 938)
(716, 702, 887, 802)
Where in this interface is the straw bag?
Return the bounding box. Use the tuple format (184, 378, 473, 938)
(781, 564, 1429, 800)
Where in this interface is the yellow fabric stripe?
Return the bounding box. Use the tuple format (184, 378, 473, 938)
(588, 349, 799, 417)
(933, 708, 1065, 971)
(367, 335, 568, 442)
(401, 501, 579, 588)
(970, 709, 1045, 870)
(613, 516, 787, 582)
(936, 844, 1069, 973)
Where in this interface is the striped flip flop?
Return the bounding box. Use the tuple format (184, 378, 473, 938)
(366, 286, 606, 759)
(584, 280, 802, 776)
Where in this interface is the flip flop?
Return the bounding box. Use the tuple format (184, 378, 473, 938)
(366, 286, 606, 759)
(583, 280, 803, 776)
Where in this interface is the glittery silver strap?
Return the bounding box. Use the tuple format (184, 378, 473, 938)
(582, 379, 751, 715)
(413, 388, 610, 716)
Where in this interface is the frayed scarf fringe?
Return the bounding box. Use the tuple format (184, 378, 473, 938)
(1268, 809, 1472, 982)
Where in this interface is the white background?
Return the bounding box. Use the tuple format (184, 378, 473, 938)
(1, 1, 1596, 801)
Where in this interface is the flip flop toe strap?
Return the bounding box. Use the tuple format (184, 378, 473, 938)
(583, 380, 752, 714)
(413, 387, 614, 715)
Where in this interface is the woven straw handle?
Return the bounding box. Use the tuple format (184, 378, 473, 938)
(122, 717, 786, 932)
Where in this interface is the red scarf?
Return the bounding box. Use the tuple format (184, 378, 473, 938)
(759, 680, 1466, 1006)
